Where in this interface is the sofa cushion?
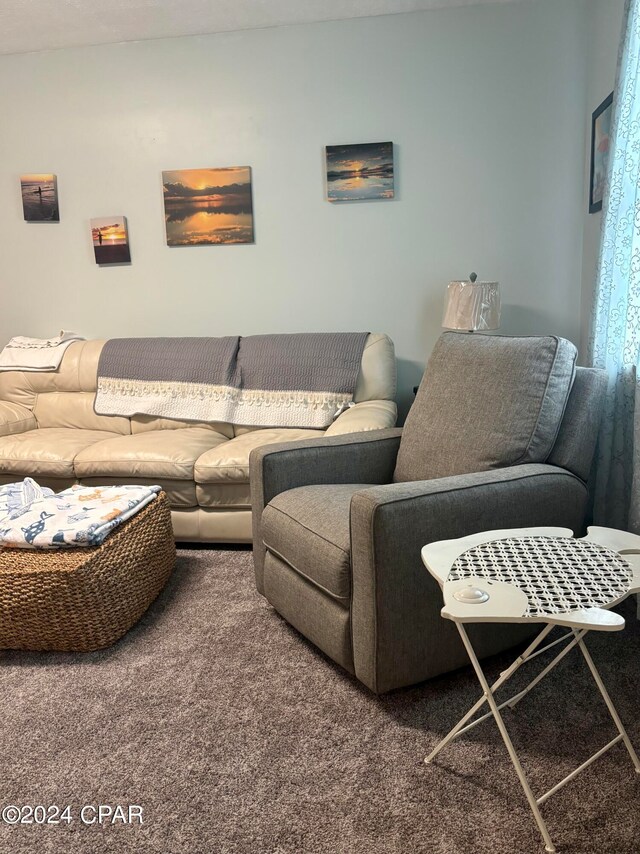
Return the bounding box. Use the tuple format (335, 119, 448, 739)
(0, 428, 118, 478)
(195, 428, 325, 483)
(263, 484, 371, 601)
(0, 401, 37, 437)
(196, 483, 251, 508)
(74, 428, 229, 481)
(173, 507, 252, 542)
(394, 333, 577, 483)
(130, 414, 233, 438)
(79, 476, 197, 507)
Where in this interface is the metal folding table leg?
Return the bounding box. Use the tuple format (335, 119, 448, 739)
(426, 624, 640, 852)
(576, 631, 640, 773)
(455, 624, 557, 853)
(425, 625, 580, 764)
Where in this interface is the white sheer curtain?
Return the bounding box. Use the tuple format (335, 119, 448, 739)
(630, 371, 640, 532)
(590, 0, 640, 531)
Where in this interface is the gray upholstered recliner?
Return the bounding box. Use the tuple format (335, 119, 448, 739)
(250, 333, 607, 694)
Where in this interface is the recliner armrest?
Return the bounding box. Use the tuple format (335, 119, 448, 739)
(250, 428, 402, 593)
(0, 401, 37, 437)
(349, 463, 589, 693)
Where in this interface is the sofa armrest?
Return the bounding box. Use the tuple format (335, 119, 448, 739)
(349, 463, 589, 693)
(0, 401, 36, 437)
(250, 428, 402, 593)
(325, 400, 397, 436)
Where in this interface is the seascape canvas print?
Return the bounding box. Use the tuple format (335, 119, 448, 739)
(90, 217, 131, 264)
(325, 142, 394, 202)
(162, 167, 254, 246)
(589, 92, 613, 213)
(20, 174, 59, 222)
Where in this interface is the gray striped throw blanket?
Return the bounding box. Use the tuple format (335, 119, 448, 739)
(94, 333, 368, 428)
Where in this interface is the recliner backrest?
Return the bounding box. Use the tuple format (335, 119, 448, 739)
(546, 366, 607, 481)
(394, 332, 578, 483)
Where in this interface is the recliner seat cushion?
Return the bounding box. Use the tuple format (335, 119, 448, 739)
(394, 333, 577, 483)
(262, 484, 371, 601)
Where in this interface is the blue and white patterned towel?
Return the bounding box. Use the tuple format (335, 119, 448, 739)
(0, 478, 54, 520)
(0, 482, 161, 549)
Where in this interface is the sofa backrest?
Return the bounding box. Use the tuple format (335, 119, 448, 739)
(0, 340, 131, 435)
(0, 333, 396, 433)
(394, 332, 577, 483)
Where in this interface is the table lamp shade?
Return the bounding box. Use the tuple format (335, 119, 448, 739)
(443, 280, 501, 332)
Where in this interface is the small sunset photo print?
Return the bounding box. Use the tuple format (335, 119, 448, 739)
(20, 174, 60, 222)
(90, 217, 131, 265)
(325, 142, 394, 202)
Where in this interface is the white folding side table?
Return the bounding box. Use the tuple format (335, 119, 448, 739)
(421, 526, 640, 854)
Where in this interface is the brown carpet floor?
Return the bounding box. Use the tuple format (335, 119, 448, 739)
(0, 547, 638, 854)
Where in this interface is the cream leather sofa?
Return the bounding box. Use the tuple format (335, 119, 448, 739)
(0, 334, 396, 542)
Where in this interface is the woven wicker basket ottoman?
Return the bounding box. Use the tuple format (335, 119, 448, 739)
(0, 491, 176, 652)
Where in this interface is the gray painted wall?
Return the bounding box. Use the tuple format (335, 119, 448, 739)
(580, 0, 625, 362)
(0, 0, 588, 417)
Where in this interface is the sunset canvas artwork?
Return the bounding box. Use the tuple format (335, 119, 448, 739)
(325, 142, 394, 202)
(90, 217, 131, 264)
(20, 173, 59, 222)
(162, 167, 254, 246)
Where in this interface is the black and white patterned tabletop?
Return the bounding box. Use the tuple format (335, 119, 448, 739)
(448, 536, 633, 618)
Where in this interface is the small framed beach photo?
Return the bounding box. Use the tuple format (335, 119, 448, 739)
(589, 92, 613, 214)
(90, 217, 131, 264)
(20, 174, 60, 222)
